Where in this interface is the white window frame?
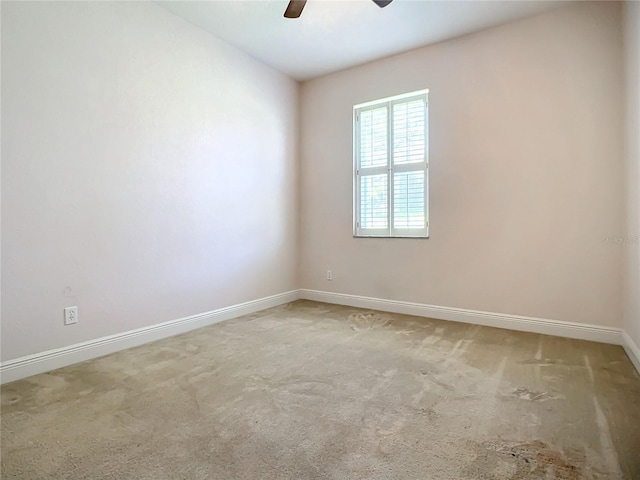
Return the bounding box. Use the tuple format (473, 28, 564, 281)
(353, 89, 429, 238)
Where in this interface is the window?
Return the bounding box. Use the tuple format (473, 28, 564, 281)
(353, 90, 429, 238)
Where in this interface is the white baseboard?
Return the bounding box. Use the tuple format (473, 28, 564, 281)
(299, 289, 624, 346)
(622, 330, 640, 375)
(0, 290, 300, 385)
(4, 288, 638, 384)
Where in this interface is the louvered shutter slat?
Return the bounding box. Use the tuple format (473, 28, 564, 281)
(393, 171, 425, 229)
(360, 107, 388, 168)
(360, 174, 388, 229)
(393, 99, 425, 165)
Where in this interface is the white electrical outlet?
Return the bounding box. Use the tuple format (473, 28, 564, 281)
(327, 269, 333, 281)
(64, 306, 78, 325)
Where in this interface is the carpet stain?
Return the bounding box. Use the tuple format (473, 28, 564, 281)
(420, 370, 455, 391)
(347, 312, 390, 331)
(511, 387, 560, 402)
(470, 439, 581, 479)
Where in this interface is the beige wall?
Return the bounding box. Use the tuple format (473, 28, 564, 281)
(1, 2, 299, 361)
(299, 2, 625, 327)
(624, 1, 640, 350)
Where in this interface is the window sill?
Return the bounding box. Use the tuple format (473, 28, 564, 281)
(353, 235, 430, 239)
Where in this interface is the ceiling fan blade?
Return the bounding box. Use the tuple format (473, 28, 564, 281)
(372, 0, 393, 7)
(284, 0, 307, 18)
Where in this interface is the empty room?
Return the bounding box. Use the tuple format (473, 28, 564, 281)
(1, 0, 639, 478)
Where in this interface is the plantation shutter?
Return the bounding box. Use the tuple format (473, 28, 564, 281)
(358, 106, 389, 233)
(354, 91, 428, 237)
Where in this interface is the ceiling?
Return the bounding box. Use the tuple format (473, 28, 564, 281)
(155, 0, 567, 81)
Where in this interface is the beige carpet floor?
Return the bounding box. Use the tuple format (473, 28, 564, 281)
(2, 300, 640, 479)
